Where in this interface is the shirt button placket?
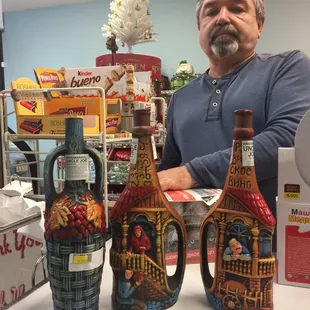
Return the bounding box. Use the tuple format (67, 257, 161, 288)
(206, 79, 221, 120)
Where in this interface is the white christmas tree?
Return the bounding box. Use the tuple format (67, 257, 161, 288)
(101, 0, 157, 53)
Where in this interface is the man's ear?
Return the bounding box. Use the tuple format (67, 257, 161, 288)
(257, 18, 264, 38)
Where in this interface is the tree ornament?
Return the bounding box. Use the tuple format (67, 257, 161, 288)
(135, 20, 139, 28)
(135, 4, 141, 11)
(147, 9, 150, 15)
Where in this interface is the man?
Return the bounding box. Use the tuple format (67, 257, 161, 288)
(223, 238, 251, 261)
(157, 0, 310, 217)
(116, 269, 146, 310)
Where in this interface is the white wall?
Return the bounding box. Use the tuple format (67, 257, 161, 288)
(257, 0, 310, 56)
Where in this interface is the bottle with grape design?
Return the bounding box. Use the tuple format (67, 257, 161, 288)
(44, 117, 106, 310)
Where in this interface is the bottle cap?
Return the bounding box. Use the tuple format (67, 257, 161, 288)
(234, 109, 253, 128)
(134, 109, 151, 127)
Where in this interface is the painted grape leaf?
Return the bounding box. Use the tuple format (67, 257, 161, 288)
(50, 199, 71, 230)
(86, 200, 102, 228)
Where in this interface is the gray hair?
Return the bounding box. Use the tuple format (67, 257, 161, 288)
(196, 0, 265, 26)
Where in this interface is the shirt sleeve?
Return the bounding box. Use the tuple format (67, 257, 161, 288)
(157, 95, 182, 171)
(186, 51, 310, 188)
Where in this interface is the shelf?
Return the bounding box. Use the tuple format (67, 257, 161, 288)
(5, 133, 132, 143)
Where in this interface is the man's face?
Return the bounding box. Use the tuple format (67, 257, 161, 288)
(125, 270, 133, 279)
(230, 240, 242, 254)
(198, 0, 263, 58)
(135, 229, 142, 238)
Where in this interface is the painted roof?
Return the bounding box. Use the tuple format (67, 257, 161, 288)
(110, 186, 158, 221)
(227, 188, 276, 228)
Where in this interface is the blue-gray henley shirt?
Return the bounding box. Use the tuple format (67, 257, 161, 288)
(159, 50, 310, 215)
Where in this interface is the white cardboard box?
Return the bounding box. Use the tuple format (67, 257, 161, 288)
(277, 147, 310, 288)
(278, 147, 310, 204)
(277, 200, 310, 288)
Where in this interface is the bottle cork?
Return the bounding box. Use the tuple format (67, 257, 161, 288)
(134, 109, 151, 127)
(234, 109, 253, 129)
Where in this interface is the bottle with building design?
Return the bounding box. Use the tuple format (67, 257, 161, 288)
(200, 109, 276, 310)
(110, 109, 187, 310)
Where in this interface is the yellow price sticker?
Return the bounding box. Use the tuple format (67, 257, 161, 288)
(73, 255, 89, 265)
(284, 192, 300, 200)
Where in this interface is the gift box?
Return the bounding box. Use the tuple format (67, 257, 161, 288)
(277, 148, 310, 288)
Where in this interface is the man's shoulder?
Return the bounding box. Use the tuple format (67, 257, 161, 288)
(255, 50, 309, 65)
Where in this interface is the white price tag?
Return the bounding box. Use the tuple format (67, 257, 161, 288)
(130, 138, 139, 164)
(242, 141, 254, 166)
(151, 136, 158, 160)
(65, 154, 89, 181)
(68, 248, 104, 272)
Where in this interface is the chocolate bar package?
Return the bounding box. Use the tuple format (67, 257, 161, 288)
(33, 68, 65, 97)
(64, 66, 152, 101)
(64, 66, 126, 97)
(50, 107, 87, 116)
(11, 77, 43, 116)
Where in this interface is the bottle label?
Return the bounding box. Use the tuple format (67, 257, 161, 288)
(230, 140, 235, 163)
(130, 138, 139, 164)
(68, 247, 104, 272)
(242, 141, 254, 166)
(151, 136, 158, 160)
(65, 154, 89, 181)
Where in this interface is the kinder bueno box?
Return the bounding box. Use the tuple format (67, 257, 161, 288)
(163, 188, 222, 265)
(96, 53, 162, 81)
(277, 200, 310, 288)
(64, 66, 152, 101)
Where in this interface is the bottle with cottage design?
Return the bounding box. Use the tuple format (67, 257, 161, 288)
(44, 117, 106, 310)
(109, 109, 187, 310)
(200, 109, 276, 310)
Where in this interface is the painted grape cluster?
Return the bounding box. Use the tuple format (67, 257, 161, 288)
(44, 192, 106, 240)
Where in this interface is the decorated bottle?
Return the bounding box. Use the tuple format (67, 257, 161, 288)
(200, 109, 276, 310)
(110, 109, 187, 310)
(44, 117, 106, 310)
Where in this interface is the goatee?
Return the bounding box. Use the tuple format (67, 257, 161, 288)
(210, 25, 240, 58)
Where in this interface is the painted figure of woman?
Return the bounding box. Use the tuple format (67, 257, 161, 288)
(128, 225, 151, 255)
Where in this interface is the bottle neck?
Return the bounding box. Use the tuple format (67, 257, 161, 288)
(225, 137, 259, 193)
(127, 129, 159, 188)
(64, 119, 87, 189)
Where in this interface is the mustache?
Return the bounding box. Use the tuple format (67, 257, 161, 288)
(210, 25, 240, 44)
